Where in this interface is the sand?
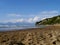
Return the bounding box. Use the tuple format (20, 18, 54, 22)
(0, 26, 60, 45)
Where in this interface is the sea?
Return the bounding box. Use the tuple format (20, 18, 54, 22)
(0, 25, 46, 31)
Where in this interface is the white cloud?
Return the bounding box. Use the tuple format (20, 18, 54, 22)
(27, 18, 33, 23)
(27, 16, 40, 23)
(1, 10, 59, 23)
(16, 19, 24, 22)
(2, 19, 24, 23)
(41, 11, 58, 14)
(33, 16, 40, 22)
(39, 10, 59, 20)
(1, 16, 40, 23)
(49, 11, 58, 14)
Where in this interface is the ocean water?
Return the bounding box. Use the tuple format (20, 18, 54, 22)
(0, 25, 46, 31)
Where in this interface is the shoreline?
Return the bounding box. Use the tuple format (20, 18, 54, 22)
(0, 25, 60, 32)
(0, 25, 46, 32)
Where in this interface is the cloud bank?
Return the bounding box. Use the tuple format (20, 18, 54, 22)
(1, 10, 59, 23)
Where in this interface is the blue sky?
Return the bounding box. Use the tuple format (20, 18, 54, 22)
(0, 0, 59, 23)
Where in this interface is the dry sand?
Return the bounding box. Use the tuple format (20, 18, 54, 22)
(0, 26, 60, 45)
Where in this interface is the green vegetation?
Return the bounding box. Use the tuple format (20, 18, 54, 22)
(36, 15, 60, 25)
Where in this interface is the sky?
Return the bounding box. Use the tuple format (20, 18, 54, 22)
(0, 0, 60, 23)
